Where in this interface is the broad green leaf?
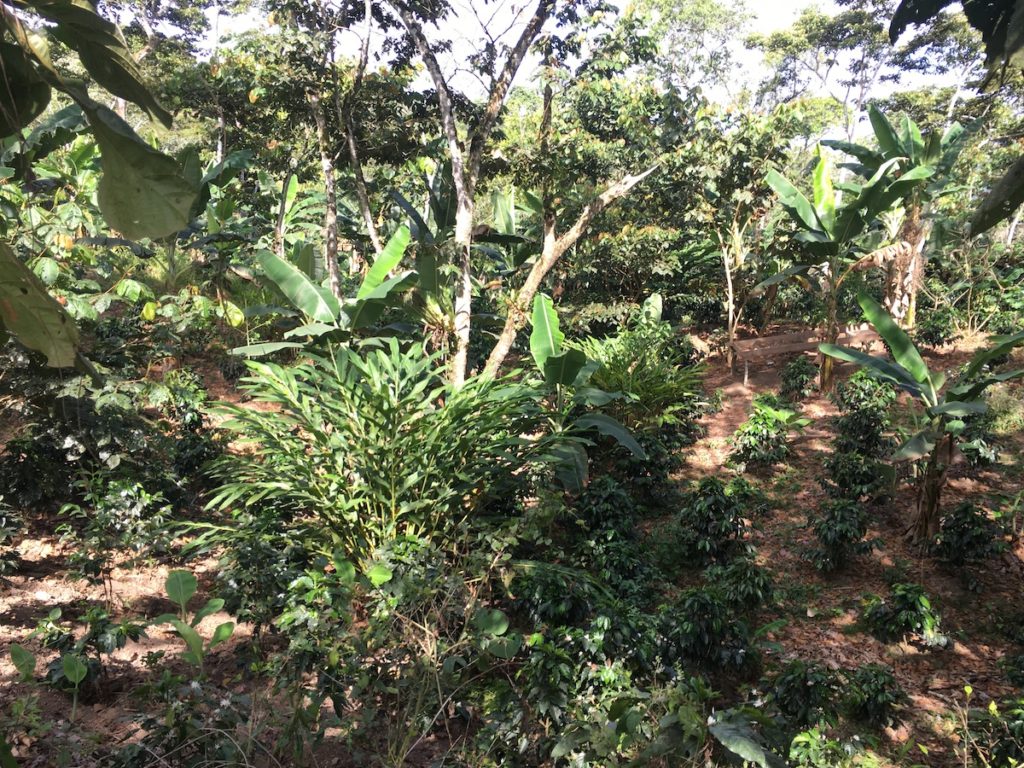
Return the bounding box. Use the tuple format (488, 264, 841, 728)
(574, 413, 646, 458)
(0, 242, 79, 367)
(256, 249, 340, 323)
(168, 618, 204, 665)
(348, 270, 418, 329)
(0, 41, 51, 136)
(964, 330, 1024, 379)
(473, 608, 510, 636)
(820, 138, 883, 170)
(357, 226, 411, 299)
(366, 563, 393, 587)
(751, 264, 813, 296)
(543, 349, 588, 387)
(231, 341, 305, 357)
(710, 719, 785, 768)
(486, 632, 522, 660)
(209, 621, 234, 648)
(766, 169, 821, 233)
(191, 598, 224, 627)
(165, 569, 197, 611)
(970, 155, 1024, 235)
(10, 643, 36, 681)
(856, 293, 933, 400)
(85, 105, 197, 240)
(492, 189, 516, 234)
(818, 343, 922, 398)
(529, 293, 563, 373)
(390, 190, 434, 244)
(929, 401, 987, 418)
(869, 104, 904, 158)
(893, 429, 937, 461)
(812, 146, 836, 234)
(61, 653, 88, 685)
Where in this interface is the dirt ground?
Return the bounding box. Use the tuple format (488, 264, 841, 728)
(1, 343, 1023, 766)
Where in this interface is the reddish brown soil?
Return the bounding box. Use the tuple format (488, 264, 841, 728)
(1, 344, 1022, 766)
(683, 347, 1024, 766)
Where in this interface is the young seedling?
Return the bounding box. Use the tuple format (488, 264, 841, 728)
(152, 569, 234, 670)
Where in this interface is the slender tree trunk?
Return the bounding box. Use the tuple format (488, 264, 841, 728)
(337, 0, 382, 269)
(482, 165, 658, 376)
(723, 244, 736, 369)
(820, 279, 839, 392)
(309, 92, 342, 300)
(451, 202, 475, 385)
(909, 435, 952, 542)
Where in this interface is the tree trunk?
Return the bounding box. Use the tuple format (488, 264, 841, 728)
(451, 201, 475, 386)
(481, 165, 658, 377)
(724, 244, 736, 369)
(908, 436, 952, 542)
(820, 282, 839, 392)
(886, 201, 929, 329)
(309, 92, 342, 300)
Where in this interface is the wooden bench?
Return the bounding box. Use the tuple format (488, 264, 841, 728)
(731, 325, 881, 386)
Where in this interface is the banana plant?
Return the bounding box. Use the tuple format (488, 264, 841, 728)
(767, 145, 931, 390)
(235, 226, 416, 356)
(820, 292, 1024, 541)
(528, 293, 644, 491)
(823, 105, 968, 327)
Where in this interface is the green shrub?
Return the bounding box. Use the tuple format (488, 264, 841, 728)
(821, 450, 888, 501)
(0, 496, 20, 580)
(933, 502, 1006, 566)
(673, 477, 749, 565)
(658, 588, 751, 669)
(704, 556, 774, 611)
(987, 383, 1024, 436)
(57, 477, 172, 583)
(809, 499, 872, 573)
(768, 660, 840, 727)
(208, 341, 561, 561)
(966, 696, 1024, 768)
(842, 664, 906, 726)
(575, 294, 705, 431)
(913, 305, 961, 348)
(780, 355, 817, 401)
(862, 583, 946, 646)
(830, 371, 896, 458)
(728, 394, 810, 468)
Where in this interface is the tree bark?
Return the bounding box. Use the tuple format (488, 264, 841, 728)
(309, 92, 342, 300)
(482, 165, 658, 376)
(909, 435, 952, 542)
(337, 0, 382, 270)
(391, 0, 555, 385)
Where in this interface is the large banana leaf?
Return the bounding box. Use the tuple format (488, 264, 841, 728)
(573, 413, 646, 459)
(892, 428, 937, 461)
(529, 293, 565, 373)
(856, 293, 935, 402)
(357, 226, 411, 299)
(812, 148, 836, 235)
(869, 104, 904, 159)
(766, 169, 822, 234)
(257, 249, 341, 323)
(818, 342, 923, 399)
(543, 349, 588, 387)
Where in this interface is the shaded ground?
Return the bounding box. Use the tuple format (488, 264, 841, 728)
(680, 344, 1024, 766)
(1, 343, 1022, 766)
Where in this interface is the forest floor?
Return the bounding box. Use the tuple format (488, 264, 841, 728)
(1, 342, 1023, 766)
